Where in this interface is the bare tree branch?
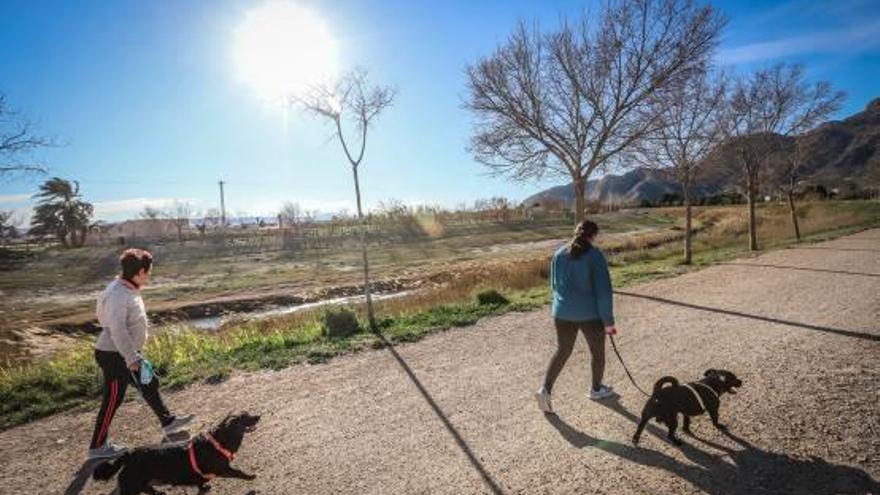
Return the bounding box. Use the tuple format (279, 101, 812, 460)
(464, 0, 725, 222)
(290, 69, 396, 330)
(721, 63, 845, 248)
(0, 93, 54, 178)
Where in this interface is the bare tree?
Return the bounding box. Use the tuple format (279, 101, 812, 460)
(770, 79, 844, 241)
(865, 155, 880, 200)
(166, 201, 192, 244)
(1, 93, 53, 178)
(725, 64, 844, 249)
(203, 208, 222, 230)
(632, 70, 728, 263)
(278, 201, 304, 230)
(292, 69, 395, 330)
(0, 210, 23, 246)
(140, 206, 163, 220)
(464, 0, 725, 223)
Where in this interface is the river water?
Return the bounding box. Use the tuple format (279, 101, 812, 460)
(187, 290, 415, 330)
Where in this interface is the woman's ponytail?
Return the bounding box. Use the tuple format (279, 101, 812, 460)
(567, 220, 599, 259)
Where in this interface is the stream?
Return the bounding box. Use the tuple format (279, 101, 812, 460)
(187, 290, 415, 330)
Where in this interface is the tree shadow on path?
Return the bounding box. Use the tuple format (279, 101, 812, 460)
(723, 262, 880, 278)
(615, 290, 880, 343)
(792, 246, 880, 253)
(63, 459, 105, 495)
(376, 332, 505, 494)
(544, 396, 879, 495)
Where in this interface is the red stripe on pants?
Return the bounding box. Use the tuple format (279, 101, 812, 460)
(96, 379, 118, 446)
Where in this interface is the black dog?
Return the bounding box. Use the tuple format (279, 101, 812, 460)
(93, 412, 261, 495)
(633, 369, 742, 446)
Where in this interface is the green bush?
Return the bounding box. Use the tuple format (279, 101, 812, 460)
(476, 289, 509, 306)
(322, 308, 361, 338)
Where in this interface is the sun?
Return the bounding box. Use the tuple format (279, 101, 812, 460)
(233, 1, 339, 103)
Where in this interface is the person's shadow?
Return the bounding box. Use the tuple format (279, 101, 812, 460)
(64, 431, 191, 495)
(546, 396, 879, 495)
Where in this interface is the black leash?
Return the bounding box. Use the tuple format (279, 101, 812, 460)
(609, 335, 651, 397)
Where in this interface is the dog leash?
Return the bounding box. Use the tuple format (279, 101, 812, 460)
(609, 335, 651, 397)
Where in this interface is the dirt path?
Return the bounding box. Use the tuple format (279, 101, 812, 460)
(2, 230, 879, 494)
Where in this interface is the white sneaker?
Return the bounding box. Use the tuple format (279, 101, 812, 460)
(88, 442, 127, 460)
(162, 414, 195, 435)
(535, 387, 553, 414)
(589, 384, 615, 400)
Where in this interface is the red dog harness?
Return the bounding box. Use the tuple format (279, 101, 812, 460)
(188, 433, 234, 480)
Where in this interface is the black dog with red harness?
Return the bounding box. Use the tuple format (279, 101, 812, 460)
(93, 412, 260, 495)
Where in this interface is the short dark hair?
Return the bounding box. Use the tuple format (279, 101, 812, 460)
(120, 248, 153, 280)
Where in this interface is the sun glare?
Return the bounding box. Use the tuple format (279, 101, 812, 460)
(233, 1, 339, 103)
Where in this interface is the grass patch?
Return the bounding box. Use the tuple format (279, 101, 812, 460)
(1, 201, 878, 429)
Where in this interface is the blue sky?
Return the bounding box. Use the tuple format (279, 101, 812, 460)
(1, 0, 878, 223)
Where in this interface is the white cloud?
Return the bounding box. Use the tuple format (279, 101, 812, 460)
(720, 19, 880, 64)
(0, 193, 31, 204)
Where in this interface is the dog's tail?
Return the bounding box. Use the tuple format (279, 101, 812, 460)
(92, 455, 128, 481)
(652, 376, 679, 396)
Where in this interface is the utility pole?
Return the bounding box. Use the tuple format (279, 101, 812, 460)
(218, 180, 227, 227)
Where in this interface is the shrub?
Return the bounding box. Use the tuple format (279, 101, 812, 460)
(321, 308, 361, 338)
(476, 289, 509, 306)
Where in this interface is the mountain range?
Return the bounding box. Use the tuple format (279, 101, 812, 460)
(524, 98, 880, 208)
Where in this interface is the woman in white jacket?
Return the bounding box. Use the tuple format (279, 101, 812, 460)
(88, 248, 193, 460)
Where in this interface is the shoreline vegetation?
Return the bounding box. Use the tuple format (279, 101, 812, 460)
(0, 201, 877, 430)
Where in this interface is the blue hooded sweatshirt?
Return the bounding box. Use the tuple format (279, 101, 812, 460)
(550, 245, 615, 325)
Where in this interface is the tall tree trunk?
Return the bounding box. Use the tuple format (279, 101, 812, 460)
(352, 165, 377, 331)
(747, 171, 758, 251)
(682, 178, 693, 265)
(787, 176, 801, 242)
(573, 175, 586, 224)
(58, 229, 70, 248)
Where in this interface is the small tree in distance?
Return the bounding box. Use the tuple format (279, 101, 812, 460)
(167, 201, 192, 244)
(292, 69, 396, 331)
(30, 177, 94, 248)
(724, 63, 844, 250)
(632, 70, 728, 264)
(140, 206, 162, 220)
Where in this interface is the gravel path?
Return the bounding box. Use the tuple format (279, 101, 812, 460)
(1, 230, 878, 495)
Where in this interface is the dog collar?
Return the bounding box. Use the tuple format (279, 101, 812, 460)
(188, 433, 234, 481)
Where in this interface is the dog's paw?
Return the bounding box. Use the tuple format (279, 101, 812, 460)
(669, 437, 683, 446)
(715, 423, 728, 431)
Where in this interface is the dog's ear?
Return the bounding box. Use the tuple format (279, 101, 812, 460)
(704, 369, 718, 377)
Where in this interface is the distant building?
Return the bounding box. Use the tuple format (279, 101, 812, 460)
(89, 219, 181, 245)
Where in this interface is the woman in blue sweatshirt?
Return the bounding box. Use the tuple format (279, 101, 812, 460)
(536, 220, 618, 414)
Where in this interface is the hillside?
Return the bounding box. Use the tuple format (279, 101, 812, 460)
(525, 98, 880, 208)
